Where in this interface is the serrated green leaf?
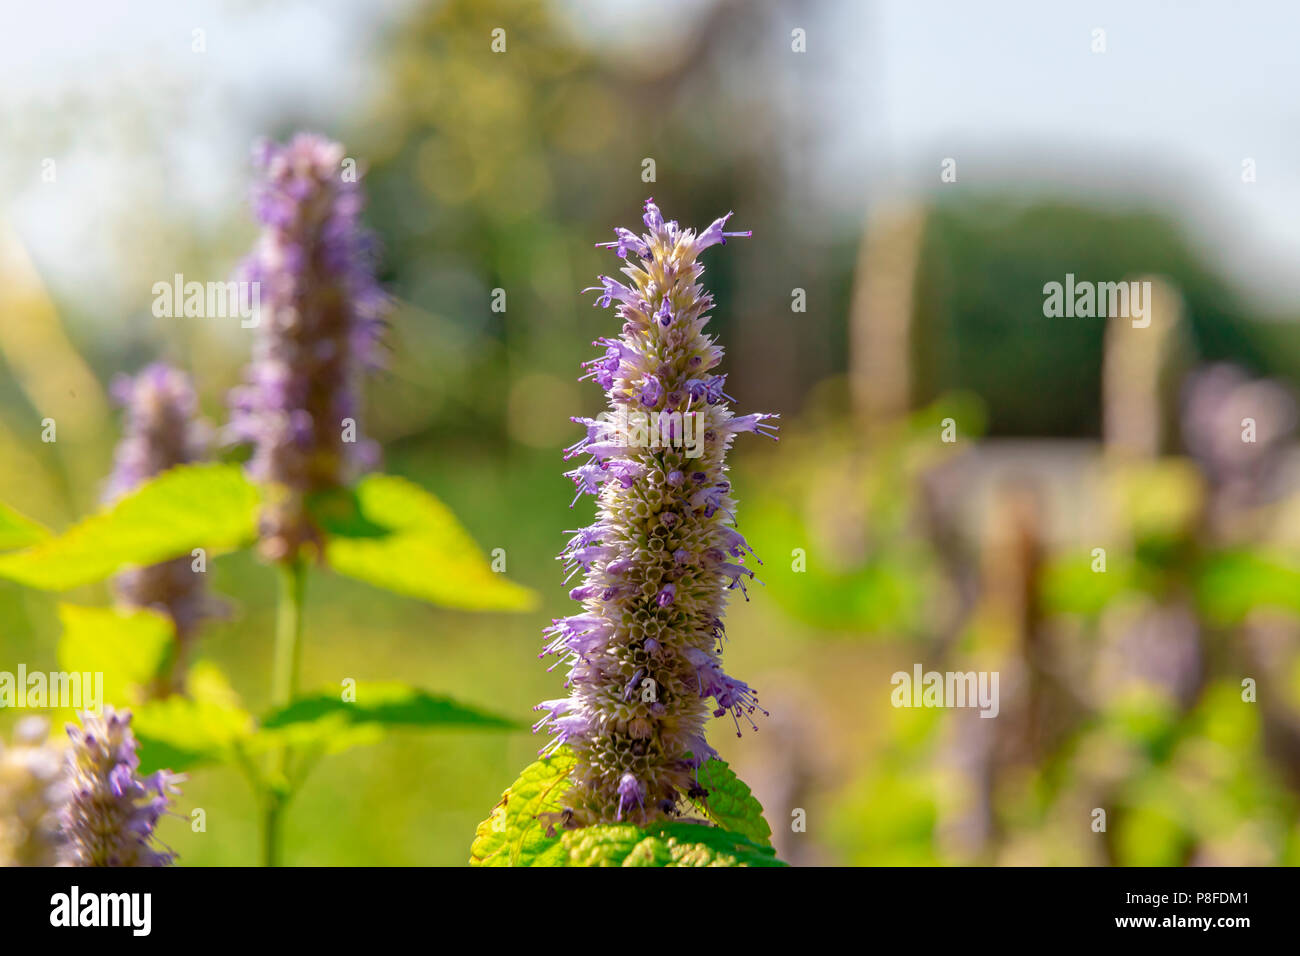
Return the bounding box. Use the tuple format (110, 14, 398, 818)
(690, 758, 773, 847)
(470, 748, 787, 867)
(0, 464, 259, 590)
(561, 821, 784, 867)
(561, 824, 663, 866)
(325, 473, 537, 612)
(0, 500, 49, 551)
(470, 749, 577, 867)
(56, 604, 173, 709)
(261, 682, 521, 736)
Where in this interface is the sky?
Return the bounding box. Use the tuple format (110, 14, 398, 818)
(1, 0, 1297, 313)
(843, 0, 1300, 312)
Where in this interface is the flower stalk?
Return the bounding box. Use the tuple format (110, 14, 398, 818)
(105, 363, 215, 693)
(226, 132, 387, 564)
(225, 133, 387, 865)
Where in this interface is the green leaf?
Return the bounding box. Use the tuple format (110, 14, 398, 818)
(561, 821, 783, 867)
(132, 663, 256, 774)
(325, 473, 537, 612)
(305, 486, 391, 539)
(560, 823, 669, 866)
(469, 748, 786, 867)
(0, 464, 259, 590)
(0, 501, 49, 551)
(470, 749, 577, 867)
(261, 681, 521, 740)
(56, 604, 174, 708)
(688, 758, 773, 847)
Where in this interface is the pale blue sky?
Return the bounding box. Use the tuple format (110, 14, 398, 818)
(2, 0, 1297, 312)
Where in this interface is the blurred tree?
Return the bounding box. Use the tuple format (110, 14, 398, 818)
(357, 0, 838, 451)
(910, 197, 1300, 438)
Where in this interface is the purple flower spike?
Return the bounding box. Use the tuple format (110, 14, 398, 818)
(61, 707, 184, 867)
(105, 363, 209, 501)
(225, 133, 388, 562)
(538, 201, 775, 828)
(105, 365, 218, 677)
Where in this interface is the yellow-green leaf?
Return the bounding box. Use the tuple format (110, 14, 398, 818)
(470, 748, 786, 867)
(470, 749, 577, 867)
(56, 604, 173, 709)
(0, 464, 259, 590)
(133, 663, 256, 774)
(560, 821, 783, 867)
(0, 500, 49, 551)
(690, 757, 773, 847)
(326, 473, 537, 611)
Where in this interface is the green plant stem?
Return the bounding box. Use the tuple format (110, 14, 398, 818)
(263, 557, 306, 867)
(272, 558, 307, 708)
(262, 799, 285, 868)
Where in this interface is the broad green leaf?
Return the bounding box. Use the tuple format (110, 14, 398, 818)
(470, 749, 577, 867)
(688, 758, 773, 847)
(56, 604, 173, 709)
(133, 664, 256, 774)
(0, 500, 49, 551)
(325, 473, 537, 612)
(260, 682, 520, 754)
(0, 464, 259, 590)
(561, 823, 668, 866)
(561, 821, 783, 867)
(470, 748, 786, 867)
(305, 486, 390, 539)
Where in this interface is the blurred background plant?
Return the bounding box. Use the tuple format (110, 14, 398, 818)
(2, 0, 1299, 865)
